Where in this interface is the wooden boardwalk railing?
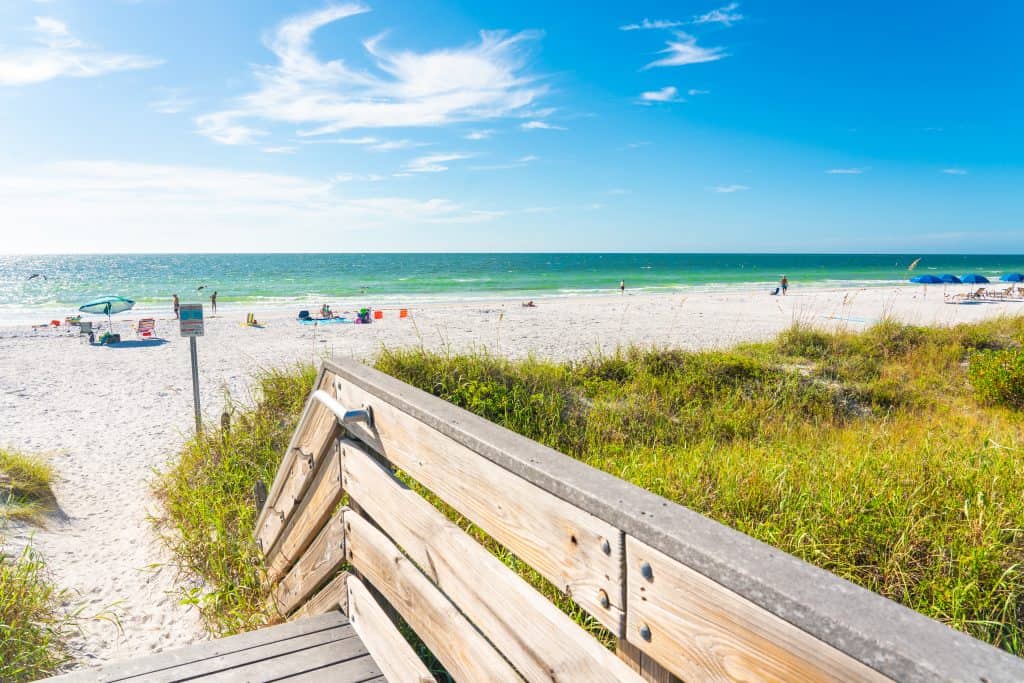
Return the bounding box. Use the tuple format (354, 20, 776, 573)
(254, 359, 1024, 682)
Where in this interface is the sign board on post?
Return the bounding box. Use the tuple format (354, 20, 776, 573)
(179, 303, 205, 337)
(179, 303, 204, 432)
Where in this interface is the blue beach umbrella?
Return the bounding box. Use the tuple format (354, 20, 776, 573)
(961, 274, 990, 284)
(999, 273, 1024, 282)
(79, 295, 135, 329)
(939, 274, 961, 284)
(909, 275, 944, 284)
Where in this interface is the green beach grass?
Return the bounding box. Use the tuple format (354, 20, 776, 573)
(0, 450, 77, 681)
(156, 316, 1024, 654)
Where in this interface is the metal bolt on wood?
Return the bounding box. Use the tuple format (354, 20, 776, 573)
(640, 561, 653, 581)
(601, 538, 611, 555)
(598, 590, 610, 608)
(639, 624, 652, 641)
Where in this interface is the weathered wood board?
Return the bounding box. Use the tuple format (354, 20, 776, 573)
(347, 574, 435, 683)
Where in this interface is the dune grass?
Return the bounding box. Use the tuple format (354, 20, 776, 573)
(0, 450, 57, 524)
(153, 364, 318, 637)
(0, 450, 76, 681)
(158, 316, 1024, 654)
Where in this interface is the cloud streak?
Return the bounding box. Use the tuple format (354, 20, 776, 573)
(711, 184, 749, 193)
(0, 16, 162, 86)
(692, 3, 744, 26)
(639, 85, 681, 103)
(644, 33, 727, 69)
(825, 168, 866, 175)
(521, 120, 566, 130)
(0, 161, 497, 251)
(403, 153, 472, 173)
(942, 168, 968, 175)
(198, 4, 546, 144)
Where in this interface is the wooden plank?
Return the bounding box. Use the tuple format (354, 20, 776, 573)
(291, 572, 351, 621)
(264, 444, 345, 584)
(345, 512, 524, 682)
(616, 640, 679, 683)
(195, 638, 376, 682)
(257, 401, 342, 556)
(278, 659, 383, 683)
(346, 575, 435, 683)
(333, 376, 625, 634)
(254, 368, 332, 540)
(123, 627, 360, 683)
(624, 535, 891, 683)
(342, 441, 642, 683)
(274, 508, 348, 615)
(45, 612, 350, 682)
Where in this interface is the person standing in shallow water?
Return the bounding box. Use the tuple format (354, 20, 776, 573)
(173, 294, 180, 319)
(211, 291, 217, 314)
(780, 275, 789, 296)
(619, 280, 625, 294)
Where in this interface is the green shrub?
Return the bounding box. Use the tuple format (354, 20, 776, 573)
(969, 349, 1024, 408)
(0, 544, 76, 681)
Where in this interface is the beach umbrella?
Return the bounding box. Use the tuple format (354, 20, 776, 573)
(79, 295, 135, 329)
(961, 274, 990, 284)
(939, 274, 962, 284)
(999, 273, 1024, 282)
(910, 275, 944, 284)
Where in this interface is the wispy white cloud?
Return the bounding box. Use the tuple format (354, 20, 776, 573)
(620, 18, 685, 31)
(518, 154, 539, 162)
(942, 168, 968, 175)
(620, 141, 650, 150)
(332, 172, 386, 182)
(469, 154, 539, 171)
(0, 16, 162, 86)
(521, 120, 566, 131)
(639, 85, 681, 103)
(711, 184, 749, 193)
(621, 4, 743, 32)
(403, 152, 472, 173)
(369, 139, 427, 151)
(644, 32, 727, 69)
(0, 160, 496, 252)
(825, 168, 866, 175)
(465, 129, 495, 140)
(150, 88, 196, 114)
(262, 146, 298, 154)
(198, 4, 546, 144)
(692, 3, 744, 26)
(195, 111, 267, 145)
(687, 88, 710, 96)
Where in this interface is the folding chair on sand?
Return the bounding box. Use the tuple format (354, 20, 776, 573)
(135, 318, 156, 338)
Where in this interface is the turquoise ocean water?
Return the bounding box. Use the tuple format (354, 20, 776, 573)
(2, 253, 1023, 323)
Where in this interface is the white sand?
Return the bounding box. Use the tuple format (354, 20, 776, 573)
(0, 284, 1020, 667)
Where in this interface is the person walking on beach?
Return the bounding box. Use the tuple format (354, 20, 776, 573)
(619, 280, 625, 294)
(780, 275, 789, 296)
(173, 294, 180, 319)
(211, 291, 217, 314)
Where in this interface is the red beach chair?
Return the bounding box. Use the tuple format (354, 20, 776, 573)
(136, 318, 156, 338)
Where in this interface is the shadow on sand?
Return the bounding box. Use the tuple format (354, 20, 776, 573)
(100, 339, 168, 349)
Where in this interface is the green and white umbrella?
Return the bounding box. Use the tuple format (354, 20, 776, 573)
(79, 295, 135, 329)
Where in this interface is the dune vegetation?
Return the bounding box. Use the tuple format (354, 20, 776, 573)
(0, 450, 76, 682)
(158, 316, 1024, 655)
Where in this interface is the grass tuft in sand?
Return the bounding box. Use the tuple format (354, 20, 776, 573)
(153, 364, 317, 637)
(1, 450, 76, 681)
(159, 316, 1024, 654)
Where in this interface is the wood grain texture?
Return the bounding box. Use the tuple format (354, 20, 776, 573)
(334, 376, 625, 635)
(345, 512, 524, 682)
(625, 535, 891, 683)
(291, 571, 351, 621)
(346, 575, 435, 683)
(616, 640, 680, 683)
(274, 507, 348, 616)
(265, 444, 344, 585)
(254, 368, 332, 540)
(342, 440, 642, 683)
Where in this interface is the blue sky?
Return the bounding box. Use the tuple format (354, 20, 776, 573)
(0, 0, 1021, 253)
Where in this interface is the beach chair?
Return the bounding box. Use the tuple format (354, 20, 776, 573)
(136, 318, 156, 338)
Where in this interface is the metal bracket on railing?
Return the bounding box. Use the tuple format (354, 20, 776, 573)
(313, 389, 374, 429)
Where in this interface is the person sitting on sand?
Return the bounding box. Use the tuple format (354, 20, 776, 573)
(522, 300, 537, 307)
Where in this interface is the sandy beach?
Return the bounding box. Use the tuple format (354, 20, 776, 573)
(1, 284, 1021, 667)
